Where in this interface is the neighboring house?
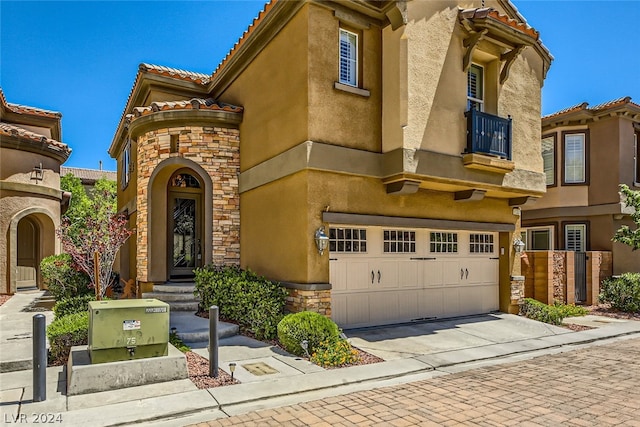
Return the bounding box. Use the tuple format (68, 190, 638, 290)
(61, 166, 117, 194)
(0, 88, 71, 294)
(522, 97, 640, 274)
(109, 0, 552, 328)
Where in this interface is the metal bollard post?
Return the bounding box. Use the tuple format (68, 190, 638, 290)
(209, 306, 219, 378)
(33, 314, 46, 402)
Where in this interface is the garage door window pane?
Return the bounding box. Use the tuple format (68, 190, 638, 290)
(430, 232, 458, 253)
(470, 233, 494, 253)
(383, 229, 416, 253)
(330, 227, 367, 253)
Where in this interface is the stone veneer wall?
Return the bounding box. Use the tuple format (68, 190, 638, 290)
(136, 125, 240, 282)
(286, 289, 331, 316)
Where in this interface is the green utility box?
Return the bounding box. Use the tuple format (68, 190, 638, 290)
(88, 299, 170, 364)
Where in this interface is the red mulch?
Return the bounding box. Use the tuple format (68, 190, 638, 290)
(0, 294, 12, 306)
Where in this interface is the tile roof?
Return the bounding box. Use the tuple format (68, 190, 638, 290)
(131, 98, 243, 118)
(139, 63, 211, 85)
(61, 166, 116, 182)
(0, 122, 70, 153)
(0, 87, 62, 119)
(211, 0, 277, 78)
(459, 7, 539, 40)
(543, 97, 640, 121)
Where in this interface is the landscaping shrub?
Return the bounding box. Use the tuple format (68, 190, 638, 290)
(600, 273, 640, 313)
(520, 298, 587, 325)
(169, 331, 191, 353)
(41, 254, 91, 300)
(194, 265, 288, 340)
(311, 338, 359, 367)
(53, 294, 95, 318)
(277, 311, 341, 357)
(46, 311, 89, 364)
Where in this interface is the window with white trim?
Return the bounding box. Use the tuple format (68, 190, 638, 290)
(542, 135, 555, 186)
(121, 139, 131, 189)
(430, 232, 458, 253)
(383, 230, 416, 253)
(467, 64, 484, 111)
(524, 227, 553, 250)
(564, 133, 586, 184)
(339, 29, 358, 87)
(469, 233, 494, 253)
(565, 224, 586, 252)
(329, 227, 366, 253)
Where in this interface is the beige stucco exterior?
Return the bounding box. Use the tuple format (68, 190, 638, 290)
(110, 0, 551, 318)
(0, 90, 70, 294)
(523, 99, 640, 274)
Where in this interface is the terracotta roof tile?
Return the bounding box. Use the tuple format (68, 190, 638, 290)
(131, 98, 243, 118)
(139, 63, 211, 85)
(61, 166, 116, 182)
(459, 7, 539, 41)
(0, 122, 70, 153)
(211, 0, 277, 79)
(543, 97, 640, 121)
(0, 87, 62, 119)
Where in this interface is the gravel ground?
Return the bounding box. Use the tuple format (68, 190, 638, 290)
(0, 294, 11, 306)
(185, 351, 240, 389)
(585, 303, 640, 320)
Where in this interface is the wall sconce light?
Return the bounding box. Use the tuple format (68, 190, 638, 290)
(513, 238, 525, 254)
(314, 226, 329, 256)
(31, 163, 44, 182)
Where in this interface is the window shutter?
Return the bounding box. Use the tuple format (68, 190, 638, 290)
(542, 136, 555, 185)
(467, 64, 484, 111)
(564, 134, 585, 183)
(565, 225, 585, 252)
(339, 29, 357, 86)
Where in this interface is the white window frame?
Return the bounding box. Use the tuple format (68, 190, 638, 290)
(121, 140, 131, 190)
(524, 226, 554, 251)
(339, 29, 358, 87)
(542, 135, 555, 186)
(467, 64, 484, 112)
(565, 224, 586, 252)
(564, 133, 586, 184)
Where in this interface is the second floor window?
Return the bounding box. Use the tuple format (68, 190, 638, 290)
(339, 29, 358, 87)
(467, 64, 484, 111)
(121, 140, 131, 189)
(542, 135, 555, 186)
(635, 131, 639, 184)
(564, 133, 586, 184)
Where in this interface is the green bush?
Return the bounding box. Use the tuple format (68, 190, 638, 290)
(41, 254, 91, 300)
(277, 311, 341, 357)
(600, 273, 640, 313)
(311, 338, 359, 367)
(46, 311, 89, 363)
(521, 298, 588, 325)
(194, 265, 288, 340)
(53, 294, 96, 318)
(169, 331, 191, 353)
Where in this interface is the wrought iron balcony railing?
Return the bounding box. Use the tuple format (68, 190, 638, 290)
(465, 109, 512, 160)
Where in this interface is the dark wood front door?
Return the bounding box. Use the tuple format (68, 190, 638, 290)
(168, 193, 202, 278)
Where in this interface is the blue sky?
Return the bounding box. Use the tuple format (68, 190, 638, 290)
(1, 1, 639, 169)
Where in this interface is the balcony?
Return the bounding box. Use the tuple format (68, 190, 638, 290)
(463, 109, 514, 174)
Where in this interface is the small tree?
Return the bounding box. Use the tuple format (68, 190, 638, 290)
(57, 180, 132, 298)
(613, 184, 640, 250)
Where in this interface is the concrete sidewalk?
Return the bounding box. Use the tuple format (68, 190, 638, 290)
(2, 292, 640, 426)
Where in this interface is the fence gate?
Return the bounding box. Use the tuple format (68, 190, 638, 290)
(574, 252, 587, 303)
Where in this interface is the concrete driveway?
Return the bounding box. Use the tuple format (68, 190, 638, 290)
(345, 313, 571, 361)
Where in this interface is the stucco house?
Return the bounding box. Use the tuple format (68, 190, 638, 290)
(522, 97, 640, 274)
(0, 88, 71, 294)
(110, 0, 552, 328)
(61, 166, 117, 195)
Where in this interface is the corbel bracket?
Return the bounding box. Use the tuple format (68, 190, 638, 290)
(500, 45, 524, 84)
(462, 29, 488, 72)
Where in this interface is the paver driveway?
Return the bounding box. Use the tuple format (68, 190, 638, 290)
(196, 337, 640, 426)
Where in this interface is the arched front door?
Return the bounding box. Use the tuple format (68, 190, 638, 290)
(16, 216, 39, 290)
(167, 170, 203, 279)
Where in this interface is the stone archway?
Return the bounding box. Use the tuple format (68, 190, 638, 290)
(8, 208, 57, 293)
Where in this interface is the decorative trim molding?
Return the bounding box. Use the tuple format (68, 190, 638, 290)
(0, 181, 62, 200)
(280, 281, 332, 291)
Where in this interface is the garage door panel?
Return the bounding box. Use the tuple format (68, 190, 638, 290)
(482, 285, 499, 312)
(330, 261, 347, 291)
(459, 286, 485, 315)
(376, 260, 399, 289)
(345, 294, 370, 326)
(398, 291, 421, 319)
(423, 261, 443, 287)
(421, 288, 445, 318)
(331, 294, 348, 326)
(397, 261, 419, 289)
(369, 292, 400, 323)
(442, 260, 462, 286)
(467, 259, 498, 285)
(442, 288, 461, 317)
(345, 261, 371, 290)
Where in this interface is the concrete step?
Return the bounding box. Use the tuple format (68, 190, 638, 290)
(167, 301, 200, 312)
(170, 312, 239, 349)
(148, 283, 196, 294)
(142, 292, 197, 303)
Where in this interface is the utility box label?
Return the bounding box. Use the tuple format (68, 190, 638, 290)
(145, 307, 167, 313)
(123, 320, 141, 330)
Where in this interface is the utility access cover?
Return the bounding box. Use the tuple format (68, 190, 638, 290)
(242, 362, 279, 376)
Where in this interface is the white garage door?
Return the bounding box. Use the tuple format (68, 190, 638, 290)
(330, 226, 499, 329)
